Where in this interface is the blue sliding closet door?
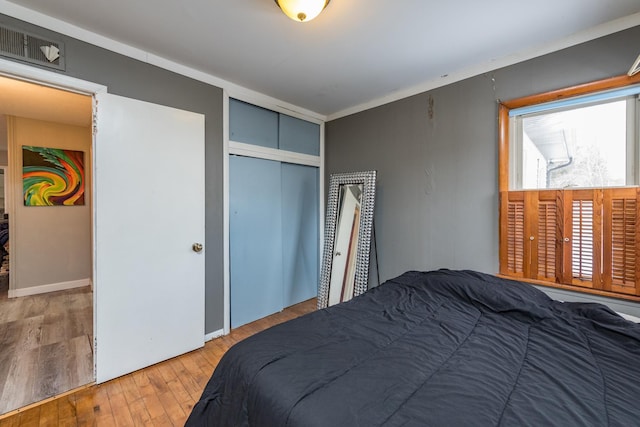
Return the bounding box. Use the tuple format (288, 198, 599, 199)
(281, 163, 319, 307)
(230, 155, 283, 328)
(229, 98, 320, 328)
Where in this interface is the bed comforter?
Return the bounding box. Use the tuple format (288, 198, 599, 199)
(186, 269, 640, 426)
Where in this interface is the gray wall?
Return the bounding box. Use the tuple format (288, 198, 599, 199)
(326, 26, 640, 316)
(0, 14, 224, 333)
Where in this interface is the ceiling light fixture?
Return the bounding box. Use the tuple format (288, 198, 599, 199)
(274, 0, 330, 23)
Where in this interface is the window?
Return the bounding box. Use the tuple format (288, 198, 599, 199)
(499, 74, 640, 300)
(511, 92, 638, 190)
(516, 100, 631, 189)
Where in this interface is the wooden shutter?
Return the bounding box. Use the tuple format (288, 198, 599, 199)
(563, 189, 602, 289)
(500, 188, 640, 300)
(603, 188, 640, 295)
(536, 190, 561, 282)
(501, 190, 560, 281)
(500, 191, 525, 277)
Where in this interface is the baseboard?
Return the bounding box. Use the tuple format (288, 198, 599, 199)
(9, 278, 91, 298)
(204, 328, 225, 342)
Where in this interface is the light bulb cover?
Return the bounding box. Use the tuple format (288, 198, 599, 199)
(274, 0, 331, 22)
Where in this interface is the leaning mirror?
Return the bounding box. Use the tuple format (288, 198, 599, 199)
(318, 171, 376, 308)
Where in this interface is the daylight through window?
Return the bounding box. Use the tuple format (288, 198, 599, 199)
(512, 94, 638, 190)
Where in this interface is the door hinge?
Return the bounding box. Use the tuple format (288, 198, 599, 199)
(92, 98, 98, 136)
(93, 336, 98, 377)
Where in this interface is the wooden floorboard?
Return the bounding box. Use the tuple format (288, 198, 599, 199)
(0, 298, 317, 426)
(0, 286, 93, 415)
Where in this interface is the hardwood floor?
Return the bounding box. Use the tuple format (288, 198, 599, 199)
(0, 298, 317, 426)
(0, 284, 93, 415)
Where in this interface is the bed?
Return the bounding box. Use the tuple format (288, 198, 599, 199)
(186, 269, 640, 426)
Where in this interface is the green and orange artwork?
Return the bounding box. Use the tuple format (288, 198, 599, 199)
(22, 146, 85, 206)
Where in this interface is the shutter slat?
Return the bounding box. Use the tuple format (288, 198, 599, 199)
(572, 198, 594, 283)
(610, 196, 636, 289)
(603, 188, 640, 295)
(537, 200, 556, 280)
(507, 200, 525, 274)
(566, 190, 602, 289)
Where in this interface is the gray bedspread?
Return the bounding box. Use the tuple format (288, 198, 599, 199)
(186, 269, 640, 426)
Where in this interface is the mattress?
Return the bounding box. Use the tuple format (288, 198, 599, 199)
(186, 269, 640, 426)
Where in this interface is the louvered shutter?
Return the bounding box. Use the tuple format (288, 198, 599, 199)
(603, 188, 640, 295)
(500, 188, 640, 299)
(500, 191, 525, 277)
(501, 191, 560, 281)
(536, 191, 560, 282)
(563, 190, 602, 289)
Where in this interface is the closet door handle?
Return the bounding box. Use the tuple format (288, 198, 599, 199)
(192, 243, 203, 253)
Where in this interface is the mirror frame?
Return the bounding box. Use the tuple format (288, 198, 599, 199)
(318, 170, 377, 309)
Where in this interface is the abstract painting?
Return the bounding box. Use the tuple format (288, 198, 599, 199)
(23, 146, 85, 206)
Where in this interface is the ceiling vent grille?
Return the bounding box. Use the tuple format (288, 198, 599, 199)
(0, 25, 65, 71)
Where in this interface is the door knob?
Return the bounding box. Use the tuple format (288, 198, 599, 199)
(192, 243, 203, 253)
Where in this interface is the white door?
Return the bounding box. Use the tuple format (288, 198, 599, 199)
(94, 93, 205, 383)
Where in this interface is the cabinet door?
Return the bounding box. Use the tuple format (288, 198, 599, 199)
(229, 99, 278, 148)
(282, 163, 319, 307)
(278, 114, 320, 155)
(230, 156, 283, 328)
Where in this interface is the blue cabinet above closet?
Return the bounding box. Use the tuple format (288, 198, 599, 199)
(229, 98, 320, 155)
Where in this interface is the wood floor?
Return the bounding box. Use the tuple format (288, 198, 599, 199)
(0, 283, 93, 415)
(0, 298, 317, 426)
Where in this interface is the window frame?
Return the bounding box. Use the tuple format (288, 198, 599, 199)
(499, 74, 640, 192)
(498, 73, 640, 302)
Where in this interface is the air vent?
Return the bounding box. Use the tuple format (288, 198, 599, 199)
(0, 25, 65, 70)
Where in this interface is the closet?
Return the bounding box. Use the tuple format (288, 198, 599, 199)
(229, 99, 321, 328)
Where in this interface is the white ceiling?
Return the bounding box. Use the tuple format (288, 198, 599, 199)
(0, 75, 91, 149)
(3, 1, 640, 118)
(0, 75, 91, 127)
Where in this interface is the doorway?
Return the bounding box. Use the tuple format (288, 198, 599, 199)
(0, 76, 93, 414)
(0, 59, 207, 414)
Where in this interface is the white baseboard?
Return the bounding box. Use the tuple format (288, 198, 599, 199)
(9, 278, 91, 298)
(204, 328, 225, 342)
